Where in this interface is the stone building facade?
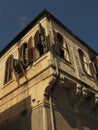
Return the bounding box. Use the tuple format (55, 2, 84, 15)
(0, 10, 98, 130)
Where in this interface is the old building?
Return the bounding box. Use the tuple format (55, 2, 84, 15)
(0, 10, 98, 130)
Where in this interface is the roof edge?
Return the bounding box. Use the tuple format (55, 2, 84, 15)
(0, 9, 97, 57)
(0, 9, 49, 57)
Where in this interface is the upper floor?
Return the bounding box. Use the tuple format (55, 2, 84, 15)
(0, 10, 98, 99)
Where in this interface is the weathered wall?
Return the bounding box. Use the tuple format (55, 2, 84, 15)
(45, 84, 98, 130)
(0, 12, 98, 130)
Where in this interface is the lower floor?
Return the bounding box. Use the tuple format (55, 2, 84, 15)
(0, 86, 98, 130)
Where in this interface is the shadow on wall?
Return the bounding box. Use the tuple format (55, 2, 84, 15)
(0, 96, 32, 130)
(52, 86, 98, 130)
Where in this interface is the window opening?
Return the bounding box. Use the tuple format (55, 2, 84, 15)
(34, 24, 46, 60)
(19, 43, 28, 66)
(4, 55, 13, 84)
(56, 32, 70, 62)
(78, 49, 91, 75)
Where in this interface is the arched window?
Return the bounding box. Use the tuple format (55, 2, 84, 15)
(56, 32, 63, 46)
(78, 49, 91, 75)
(19, 42, 27, 66)
(56, 32, 70, 62)
(19, 37, 34, 66)
(34, 24, 46, 60)
(54, 32, 63, 55)
(4, 55, 13, 84)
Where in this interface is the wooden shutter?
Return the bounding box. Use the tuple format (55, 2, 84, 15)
(89, 62, 97, 75)
(54, 32, 61, 55)
(34, 31, 40, 48)
(64, 42, 70, 62)
(45, 35, 50, 50)
(25, 48, 28, 65)
(4, 55, 13, 84)
(4, 60, 8, 83)
(19, 43, 27, 65)
(39, 23, 45, 36)
(28, 37, 33, 64)
(9, 55, 13, 80)
(95, 56, 98, 69)
(19, 44, 24, 62)
(7, 56, 11, 81)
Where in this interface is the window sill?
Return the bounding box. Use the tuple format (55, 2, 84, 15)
(81, 71, 94, 81)
(58, 56, 74, 69)
(33, 53, 48, 66)
(3, 79, 14, 88)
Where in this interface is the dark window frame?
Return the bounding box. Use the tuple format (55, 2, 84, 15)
(34, 24, 46, 61)
(14, 37, 34, 77)
(4, 55, 13, 84)
(78, 49, 91, 76)
(56, 32, 70, 63)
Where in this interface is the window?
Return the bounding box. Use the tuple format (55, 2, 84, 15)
(55, 32, 63, 55)
(14, 37, 34, 78)
(16, 42, 28, 78)
(19, 42, 27, 66)
(62, 40, 70, 62)
(4, 55, 13, 84)
(34, 24, 46, 60)
(78, 49, 91, 75)
(19, 37, 34, 66)
(56, 32, 70, 62)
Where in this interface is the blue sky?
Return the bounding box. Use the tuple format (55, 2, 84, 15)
(0, 0, 98, 52)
